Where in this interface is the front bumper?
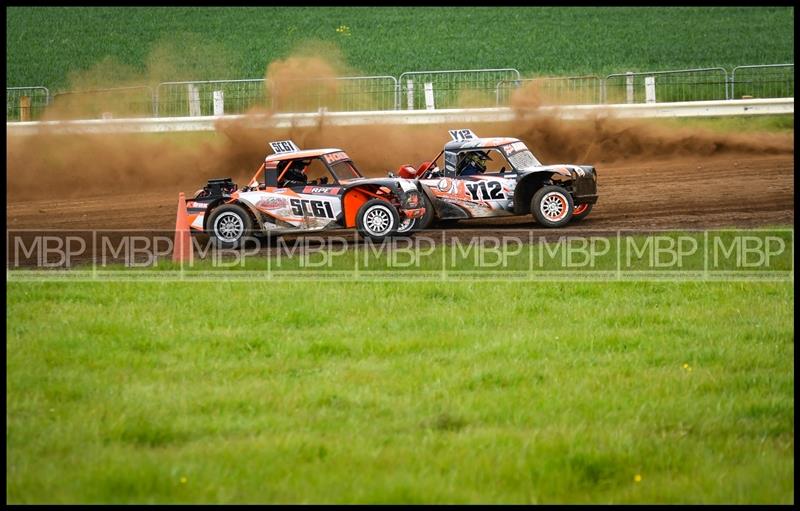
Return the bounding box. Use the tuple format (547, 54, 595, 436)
(572, 167, 598, 205)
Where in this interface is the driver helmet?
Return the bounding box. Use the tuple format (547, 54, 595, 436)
(465, 151, 491, 172)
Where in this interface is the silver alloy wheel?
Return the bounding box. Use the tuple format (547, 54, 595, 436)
(540, 191, 568, 221)
(397, 217, 415, 233)
(363, 205, 393, 236)
(213, 211, 245, 242)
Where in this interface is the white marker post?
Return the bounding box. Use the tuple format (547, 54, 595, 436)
(406, 80, 414, 110)
(644, 76, 656, 104)
(213, 90, 224, 116)
(626, 72, 634, 104)
(188, 84, 201, 117)
(424, 82, 435, 110)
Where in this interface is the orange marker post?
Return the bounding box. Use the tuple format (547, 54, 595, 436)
(172, 192, 193, 263)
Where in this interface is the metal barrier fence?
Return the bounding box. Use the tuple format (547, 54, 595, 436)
(155, 79, 268, 117)
(399, 69, 521, 110)
(495, 76, 603, 106)
(731, 64, 794, 100)
(7, 86, 50, 121)
(604, 68, 729, 104)
(269, 75, 399, 113)
(51, 86, 155, 119)
(7, 64, 795, 120)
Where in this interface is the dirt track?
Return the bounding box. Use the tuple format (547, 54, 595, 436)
(7, 154, 794, 236)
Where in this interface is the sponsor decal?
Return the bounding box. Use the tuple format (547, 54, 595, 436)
(502, 141, 529, 155)
(437, 178, 454, 192)
(290, 198, 335, 219)
(574, 167, 586, 177)
(465, 180, 505, 201)
(303, 186, 341, 194)
(256, 197, 289, 210)
(323, 152, 350, 164)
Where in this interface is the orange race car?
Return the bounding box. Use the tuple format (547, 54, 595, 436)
(186, 140, 426, 247)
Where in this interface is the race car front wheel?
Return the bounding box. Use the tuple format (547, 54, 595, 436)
(571, 203, 594, 222)
(531, 185, 574, 228)
(396, 193, 435, 235)
(207, 203, 255, 249)
(356, 199, 400, 242)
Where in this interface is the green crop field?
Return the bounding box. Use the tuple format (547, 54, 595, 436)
(6, 7, 794, 90)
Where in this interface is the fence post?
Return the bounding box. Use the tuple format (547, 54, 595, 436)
(644, 76, 656, 103)
(424, 82, 435, 110)
(729, 71, 734, 100)
(19, 96, 31, 121)
(600, 78, 607, 104)
(187, 84, 201, 116)
(626, 72, 634, 103)
(406, 80, 414, 110)
(213, 90, 224, 116)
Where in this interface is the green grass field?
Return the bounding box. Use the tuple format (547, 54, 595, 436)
(6, 229, 795, 503)
(7, 7, 794, 90)
(6, 279, 794, 503)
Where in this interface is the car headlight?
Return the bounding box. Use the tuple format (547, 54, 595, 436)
(402, 191, 420, 209)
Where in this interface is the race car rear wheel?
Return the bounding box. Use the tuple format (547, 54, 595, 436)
(531, 185, 574, 228)
(207, 203, 255, 249)
(571, 203, 594, 222)
(357, 199, 400, 242)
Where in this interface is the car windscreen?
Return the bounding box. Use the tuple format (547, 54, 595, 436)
(329, 160, 362, 181)
(507, 150, 542, 170)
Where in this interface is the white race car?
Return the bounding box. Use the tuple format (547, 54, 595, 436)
(394, 129, 598, 229)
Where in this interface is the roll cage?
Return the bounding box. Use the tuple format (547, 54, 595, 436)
(415, 132, 543, 179)
(246, 143, 364, 190)
(416, 147, 526, 179)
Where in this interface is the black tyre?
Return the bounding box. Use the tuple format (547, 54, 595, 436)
(531, 185, 574, 228)
(571, 203, 594, 222)
(356, 199, 400, 241)
(207, 203, 255, 249)
(397, 192, 435, 235)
